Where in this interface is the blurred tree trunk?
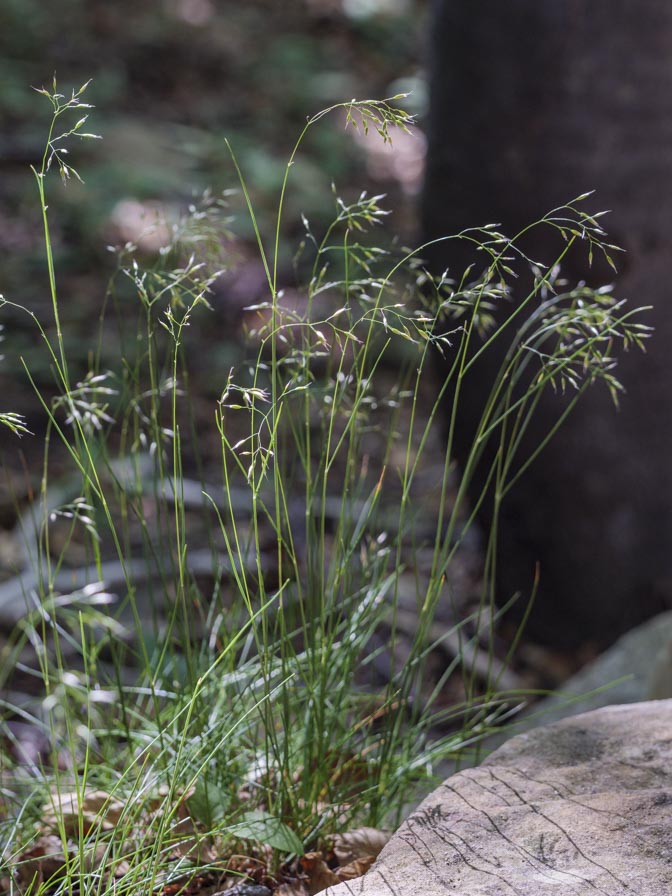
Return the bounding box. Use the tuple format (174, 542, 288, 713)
(422, 0, 672, 647)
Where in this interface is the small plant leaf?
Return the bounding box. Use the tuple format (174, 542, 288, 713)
(235, 810, 303, 855)
(188, 779, 230, 828)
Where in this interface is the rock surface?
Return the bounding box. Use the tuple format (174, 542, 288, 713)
(320, 701, 672, 895)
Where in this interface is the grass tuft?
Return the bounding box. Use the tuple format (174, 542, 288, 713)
(0, 81, 649, 896)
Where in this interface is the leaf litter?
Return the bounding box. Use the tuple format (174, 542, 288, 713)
(6, 782, 390, 896)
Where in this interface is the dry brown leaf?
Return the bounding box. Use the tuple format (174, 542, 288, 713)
(16, 835, 69, 887)
(336, 855, 376, 880)
(41, 789, 125, 836)
(299, 852, 341, 895)
(15, 831, 131, 887)
(275, 882, 310, 896)
(331, 827, 390, 865)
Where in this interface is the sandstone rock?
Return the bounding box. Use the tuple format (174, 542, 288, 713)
(319, 702, 672, 895)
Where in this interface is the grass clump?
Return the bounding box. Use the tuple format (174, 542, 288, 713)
(0, 80, 648, 896)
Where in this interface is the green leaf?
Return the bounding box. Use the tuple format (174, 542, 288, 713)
(188, 780, 230, 828)
(235, 810, 303, 855)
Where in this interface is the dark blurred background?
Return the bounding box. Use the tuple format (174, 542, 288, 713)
(1, 0, 427, 340)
